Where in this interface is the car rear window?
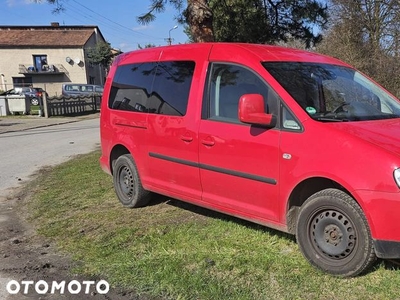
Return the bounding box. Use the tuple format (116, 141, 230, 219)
(109, 61, 195, 116)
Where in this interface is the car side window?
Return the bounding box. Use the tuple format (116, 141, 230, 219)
(205, 63, 278, 123)
(109, 62, 157, 112)
(282, 106, 301, 130)
(149, 61, 195, 116)
(67, 85, 79, 92)
(110, 61, 195, 116)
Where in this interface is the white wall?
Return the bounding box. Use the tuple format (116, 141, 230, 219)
(0, 48, 88, 96)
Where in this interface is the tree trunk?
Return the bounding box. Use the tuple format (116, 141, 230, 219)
(186, 0, 214, 42)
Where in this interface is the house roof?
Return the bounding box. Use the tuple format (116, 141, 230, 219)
(0, 25, 105, 48)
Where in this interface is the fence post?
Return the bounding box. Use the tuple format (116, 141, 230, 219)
(43, 92, 49, 118)
(93, 95, 97, 111)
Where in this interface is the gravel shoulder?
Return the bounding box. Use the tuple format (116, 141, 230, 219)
(0, 181, 139, 300)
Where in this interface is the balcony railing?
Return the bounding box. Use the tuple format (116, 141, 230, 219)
(19, 64, 69, 75)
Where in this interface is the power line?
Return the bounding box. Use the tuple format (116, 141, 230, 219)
(68, 0, 163, 40)
(60, 6, 165, 51)
(64, 4, 129, 34)
(61, 10, 137, 44)
(56, 1, 181, 50)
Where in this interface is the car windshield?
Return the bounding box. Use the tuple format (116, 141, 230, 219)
(263, 62, 400, 122)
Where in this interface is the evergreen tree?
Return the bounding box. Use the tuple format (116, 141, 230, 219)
(86, 42, 114, 70)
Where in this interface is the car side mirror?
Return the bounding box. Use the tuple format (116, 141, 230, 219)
(238, 94, 276, 127)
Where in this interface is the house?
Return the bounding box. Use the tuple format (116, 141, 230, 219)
(0, 23, 107, 96)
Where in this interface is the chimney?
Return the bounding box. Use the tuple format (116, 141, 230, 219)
(51, 22, 60, 27)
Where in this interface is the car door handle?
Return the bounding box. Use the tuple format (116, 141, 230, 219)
(180, 135, 193, 143)
(201, 137, 215, 147)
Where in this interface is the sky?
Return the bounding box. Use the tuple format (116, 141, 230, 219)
(3, 0, 188, 52)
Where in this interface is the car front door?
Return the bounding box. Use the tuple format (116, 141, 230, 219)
(198, 63, 281, 222)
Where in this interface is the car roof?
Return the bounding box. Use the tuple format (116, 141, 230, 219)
(117, 42, 350, 67)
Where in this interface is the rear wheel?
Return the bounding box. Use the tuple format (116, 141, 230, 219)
(296, 188, 376, 277)
(112, 154, 150, 208)
(30, 98, 39, 106)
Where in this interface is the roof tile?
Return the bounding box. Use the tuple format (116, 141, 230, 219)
(0, 28, 94, 47)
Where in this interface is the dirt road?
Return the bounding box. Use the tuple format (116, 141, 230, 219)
(0, 118, 141, 299)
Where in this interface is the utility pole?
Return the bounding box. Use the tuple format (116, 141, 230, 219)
(165, 37, 172, 46)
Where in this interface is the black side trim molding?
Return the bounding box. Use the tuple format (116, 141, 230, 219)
(149, 152, 198, 168)
(149, 152, 277, 185)
(115, 122, 147, 129)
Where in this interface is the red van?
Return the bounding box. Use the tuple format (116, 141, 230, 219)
(100, 43, 400, 277)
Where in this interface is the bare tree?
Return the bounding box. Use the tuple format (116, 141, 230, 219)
(333, 0, 400, 55)
(318, 0, 400, 96)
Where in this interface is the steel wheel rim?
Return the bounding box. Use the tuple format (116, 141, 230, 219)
(118, 166, 134, 199)
(309, 208, 357, 261)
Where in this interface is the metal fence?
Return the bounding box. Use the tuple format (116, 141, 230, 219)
(46, 95, 101, 117)
(0, 95, 101, 117)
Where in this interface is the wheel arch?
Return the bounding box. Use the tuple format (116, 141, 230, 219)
(109, 144, 130, 175)
(286, 177, 350, 234)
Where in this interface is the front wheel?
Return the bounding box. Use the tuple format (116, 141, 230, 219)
(112, 154, 150, 208)
(296, 188, 376, 277)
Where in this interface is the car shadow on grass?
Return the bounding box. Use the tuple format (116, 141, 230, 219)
(381, 259, 400, 271)
(149, 194, 295, 242)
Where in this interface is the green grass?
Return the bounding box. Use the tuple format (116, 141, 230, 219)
(30, 105, 41, 115)
(26, 151, 400, 299)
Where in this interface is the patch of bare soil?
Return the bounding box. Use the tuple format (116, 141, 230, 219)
(0, 182, 154, 300)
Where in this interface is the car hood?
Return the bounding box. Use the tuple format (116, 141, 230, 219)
(331, 118, 400, 156)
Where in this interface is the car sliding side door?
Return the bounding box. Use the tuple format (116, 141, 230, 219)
(145, 45, 212, 202)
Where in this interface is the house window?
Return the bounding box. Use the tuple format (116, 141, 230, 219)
(13, 77, 32, 88)
(33, 55, 48, 72)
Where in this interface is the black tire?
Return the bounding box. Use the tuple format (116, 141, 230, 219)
(112, 154, 150, 208)
(30, 98, 39, 106)
(296, 188, 376, 277)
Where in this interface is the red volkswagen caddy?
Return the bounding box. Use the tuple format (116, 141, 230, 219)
(100, 43, 400, 277)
